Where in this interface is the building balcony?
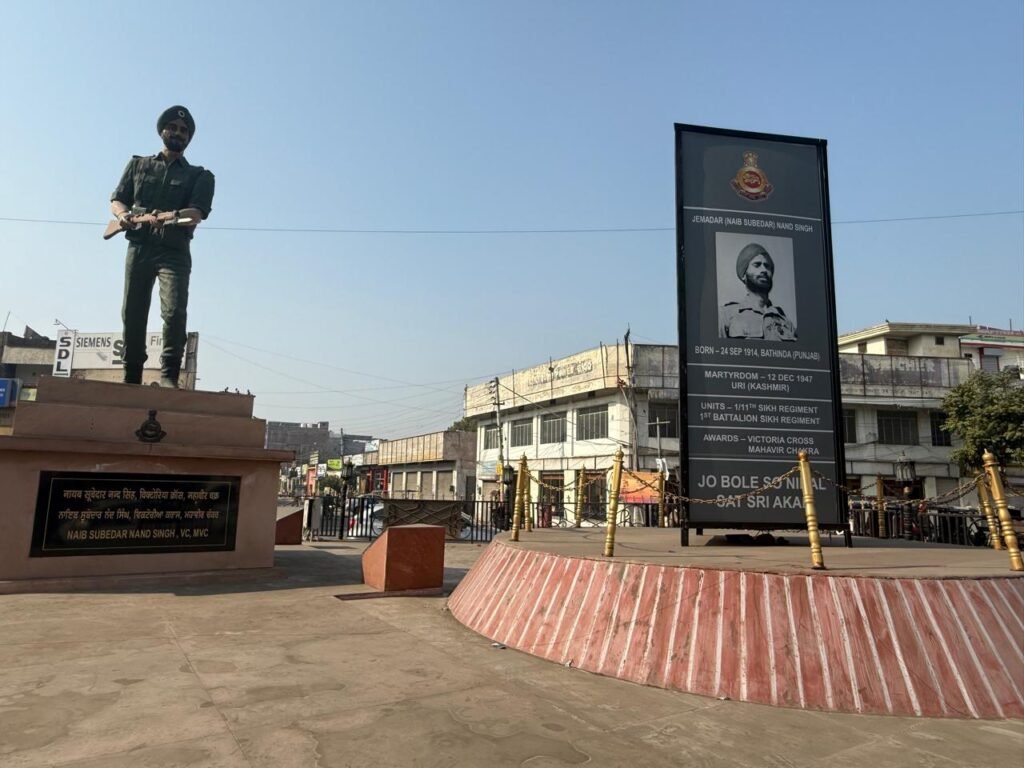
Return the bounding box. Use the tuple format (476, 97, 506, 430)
(838, 354, 972, 406)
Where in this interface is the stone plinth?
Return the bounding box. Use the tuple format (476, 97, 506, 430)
(448, 531, 1024, 720)
(361, 525, 446, 592)
(0, 376, 292, 583)
(276, 508, 303, 545)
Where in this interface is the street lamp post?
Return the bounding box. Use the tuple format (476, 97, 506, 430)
(338, 459, 354, 540)
(894, 452, 917, 540)
(502, 462, 515, 531)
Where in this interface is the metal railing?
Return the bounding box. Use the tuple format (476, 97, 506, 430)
(848, 500, 997, 547)
(302, 493, 1008, 549)
(306, 496, 384, 540)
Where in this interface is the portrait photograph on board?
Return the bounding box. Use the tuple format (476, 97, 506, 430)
(716, 231, 798, 342)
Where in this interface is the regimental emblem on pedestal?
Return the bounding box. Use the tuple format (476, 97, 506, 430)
(730, 151, 773, 201)
(136, 410, 167, 443)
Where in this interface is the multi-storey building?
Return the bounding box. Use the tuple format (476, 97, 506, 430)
(958, 328, 1024, 374)
(375, 430, 477, 500)
(265, 421, 333, 460)
(464, 343, 678, 506)
(463, 326, 1022, 511)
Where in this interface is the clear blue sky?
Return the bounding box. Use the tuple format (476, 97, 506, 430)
(2, 1, 1022, 439)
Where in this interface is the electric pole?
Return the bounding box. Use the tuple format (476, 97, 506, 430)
(650, 417, 670, 463)
(490, 378, 506, 501)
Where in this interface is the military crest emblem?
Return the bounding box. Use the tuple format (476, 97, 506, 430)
(731, 151, 773, 201)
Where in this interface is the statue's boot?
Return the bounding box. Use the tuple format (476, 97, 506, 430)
(123, 364, 143, 385)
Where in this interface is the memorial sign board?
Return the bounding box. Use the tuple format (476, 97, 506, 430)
(675, 124, 845, 527)
(31, 472, 240, 556)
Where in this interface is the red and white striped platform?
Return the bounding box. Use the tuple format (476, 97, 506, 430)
(448, 530, 1024, 719)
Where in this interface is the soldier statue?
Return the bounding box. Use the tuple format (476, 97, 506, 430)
(109, 106, 215, 387)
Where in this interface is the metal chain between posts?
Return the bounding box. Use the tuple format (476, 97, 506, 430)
(663, 466, 802, 506)
(811, 470, 985, 507)
(524, 469, 606, 493)
(1002, 478, 1024, 497)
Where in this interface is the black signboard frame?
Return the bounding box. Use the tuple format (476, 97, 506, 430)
(30, 471, 241, 557)
(675, 123, 846, 536)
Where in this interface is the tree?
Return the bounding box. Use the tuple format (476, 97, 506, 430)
(318, 475, 342, 495)
(447, 416, 476, 432)
(942, 370, 1024, 471)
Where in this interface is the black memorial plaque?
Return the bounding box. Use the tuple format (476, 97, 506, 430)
(675, 124, 846, 528)
(31, 472, 240, 556)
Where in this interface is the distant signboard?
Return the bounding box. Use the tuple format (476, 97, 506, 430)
(327, 459, 342, 471)
(52, 331, 171, 373)
(619, 471, 661, 504)
(0, 378, 20, 407)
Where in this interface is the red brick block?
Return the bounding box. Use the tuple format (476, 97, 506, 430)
(362, 524, 445, 592)
(275, 510, 303, 545)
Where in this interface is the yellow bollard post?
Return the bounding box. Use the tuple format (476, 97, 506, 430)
(524, 460, 534, 532)
(797, 452, 826, 570)
(657, 471, 667, 528)
(603, 448, 624, 557)
(983, 451, 1023, 572)
(574, 469, 583, 528)
(510, 455, 527, 542)
(875, 475, 887, 539)
(976, 477, 1003, 551)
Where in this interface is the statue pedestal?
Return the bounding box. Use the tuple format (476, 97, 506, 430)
(0, 376, 292, 582)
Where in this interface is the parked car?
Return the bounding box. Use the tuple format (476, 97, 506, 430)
(348, 499, 385, 537)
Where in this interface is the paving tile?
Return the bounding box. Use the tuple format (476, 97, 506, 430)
(47, 733, 250, 768)
(178, 627, 489, 729)
(233, 685, 682, 768)
(0, 639, 224, 768)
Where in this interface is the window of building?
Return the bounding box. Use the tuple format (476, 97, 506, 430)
(510, 418, 533, 448)
(934, 336, 945, 346)
(930, 411, 952, 447)
(842, 409, 856, 443)
(580, 471, 607, 515)
(576, 405, 608, 441)
(857, 342, 867, 354)
(540, 413, 566, 444)
(981, 353, 1000, 373)
(483, 424, 500, 450)
(887, 339, 908, 356)
(648, 402, 679, 438)
(538, 473, 565, 507)
(877, 410, 918, 445)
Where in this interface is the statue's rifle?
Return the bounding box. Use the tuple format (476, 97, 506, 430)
(102, 209, 194, 240)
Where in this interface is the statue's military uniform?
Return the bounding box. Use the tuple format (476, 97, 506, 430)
(110, 107, 214, 383)
(720, 297, 796, 341)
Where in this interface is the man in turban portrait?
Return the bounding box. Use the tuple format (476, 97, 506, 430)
(719, 242, 797, 341)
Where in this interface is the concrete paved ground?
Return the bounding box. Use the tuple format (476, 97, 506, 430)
(1, 541, 1021, 767)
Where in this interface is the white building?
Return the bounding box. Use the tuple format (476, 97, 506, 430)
(464, 343, 679, 508)
(958, 328, 1024, 374)
(838, 322, 1022, 505)
(464, 326, 1022, 511)
(376, 430, 477, 500)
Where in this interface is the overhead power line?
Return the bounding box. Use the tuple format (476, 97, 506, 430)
(201, 339, 461, 418)
(0, 209, 1021, 234)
